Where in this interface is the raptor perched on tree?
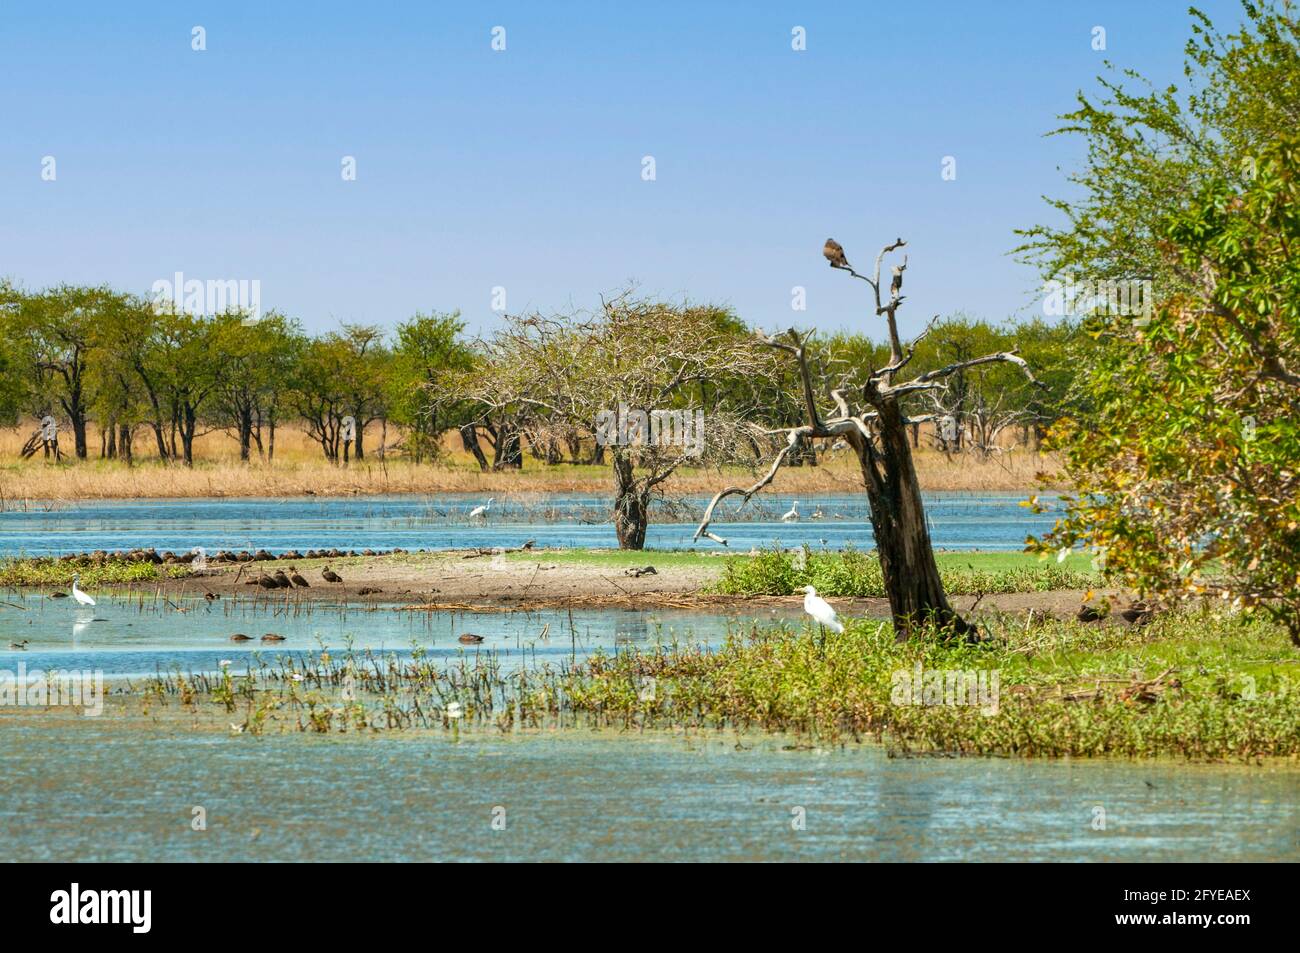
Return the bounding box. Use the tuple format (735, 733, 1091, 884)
(823, 238, 850, 269)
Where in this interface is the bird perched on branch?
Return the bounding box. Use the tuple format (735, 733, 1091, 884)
(890, 264, 904, 297)
(823, 238, 850, 269)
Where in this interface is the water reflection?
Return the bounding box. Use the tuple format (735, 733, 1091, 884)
(0, 592, 777, 677)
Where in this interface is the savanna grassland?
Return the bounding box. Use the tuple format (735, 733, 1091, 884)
(0, 423, 1062, 501)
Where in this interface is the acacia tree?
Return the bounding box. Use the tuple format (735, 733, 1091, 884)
(210, 312, 302, 462)
(695, 239, 1041, 639)
(148, 309, 227, 465)
(11, 285, 119, 458)
(451, 296, 769, 548)
(336, 324, 390, 461)
(291, 335, 351, 462)
(388, 311, 476, 462)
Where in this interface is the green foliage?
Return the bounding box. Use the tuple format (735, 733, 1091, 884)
(0, 556, 188, 586)
(560, 610, 1299, 757)
(1034, 138, 1300, 639)
(387, 311, 477, 460)
(1021, 4, 1300, 641)
(713, 546, 1098, 596)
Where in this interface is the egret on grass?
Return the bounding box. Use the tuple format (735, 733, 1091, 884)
(469, 498, 495, 519)
(802, 586, 844, 646)
(780, 501, 799, 522)
(71, 575, 96, 607)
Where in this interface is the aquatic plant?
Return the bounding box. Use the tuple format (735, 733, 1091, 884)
(131, 608, 1299, 761)
(711, 546, 1097, 597)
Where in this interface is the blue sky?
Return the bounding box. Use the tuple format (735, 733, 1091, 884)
(0, 1, 1251, 338)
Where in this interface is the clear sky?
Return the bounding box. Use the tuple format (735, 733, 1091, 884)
(0, 1, 1252, 339)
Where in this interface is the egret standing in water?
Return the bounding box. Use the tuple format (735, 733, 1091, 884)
(780, 501, 799, 522)
(71, 574, 96, 607)
(468, 498, 494, 519)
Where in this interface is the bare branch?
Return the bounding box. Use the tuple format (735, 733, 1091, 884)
(896, 349, 1045, 392)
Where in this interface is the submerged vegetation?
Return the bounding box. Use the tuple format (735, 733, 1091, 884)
(134, 610, 1299, 761)
(712, 547, 1099, 597)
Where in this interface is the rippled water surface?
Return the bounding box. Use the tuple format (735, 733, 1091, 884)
(0, 492, 1056, 555)
(2, 714, 1295, 862)
(0, 592, 769, 677)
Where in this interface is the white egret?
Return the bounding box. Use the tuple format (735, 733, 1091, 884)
(71, 574, 96, 607)
(780, 501, 799, 522)
(469, 497, 495, 519)
(801, 585, 844, 634)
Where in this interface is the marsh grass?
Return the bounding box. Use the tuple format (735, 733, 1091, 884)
(0, 420, 1062, 500)
(136, 610, 1299, 760)
(712, 546, 1100, 597)
(0, 555, 189, 586)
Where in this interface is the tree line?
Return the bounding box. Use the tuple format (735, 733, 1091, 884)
(0, 286, 475, 466)
(0, 281, 1082, 472)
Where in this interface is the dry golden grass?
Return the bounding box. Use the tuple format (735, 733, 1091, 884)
(0, 423, 1064, 501)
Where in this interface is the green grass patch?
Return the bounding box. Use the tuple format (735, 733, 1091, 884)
(0, 556, 189, 587)
(141, 608, 1300, 760)
(711, 547, 1099, 597)
(554, 611, 1300, 758)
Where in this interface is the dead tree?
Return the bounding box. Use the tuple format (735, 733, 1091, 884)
(695, 237, 1043, 639)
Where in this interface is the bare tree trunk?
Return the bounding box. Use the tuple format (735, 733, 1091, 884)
(612, 453, 649, 550)
(861, 399, 975, 639)
(693, 238, 1039, 643)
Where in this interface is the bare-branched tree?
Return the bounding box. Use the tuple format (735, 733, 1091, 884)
(695, 238, 1044, 639)
(445, 293, 772, 548)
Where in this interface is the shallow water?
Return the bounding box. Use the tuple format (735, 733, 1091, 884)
(2, 713, 1295, 862)
(0, 492, 1056, 555)
(0, 592, 782, 677)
